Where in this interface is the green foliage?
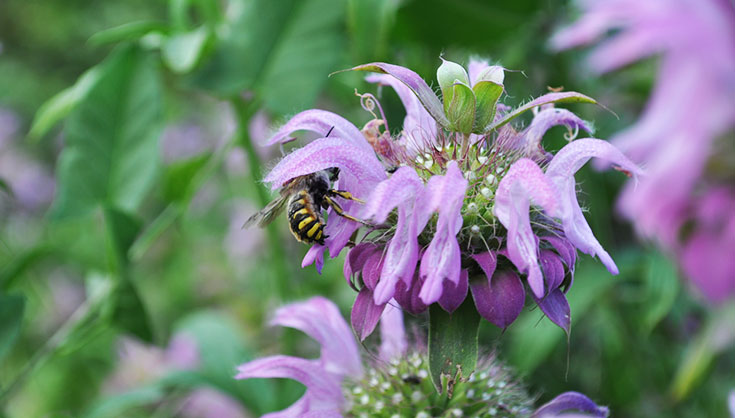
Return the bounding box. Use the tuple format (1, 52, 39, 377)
(174, 312, 277, 414)
(50, 45, 163, 219)
(0, 293, 25, 363)
(187, 0, 345, 114)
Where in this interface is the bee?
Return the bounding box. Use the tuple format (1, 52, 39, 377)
(243, 167, 368, 245)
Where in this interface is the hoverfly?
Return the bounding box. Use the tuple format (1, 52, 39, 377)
(243, 128, 368, 245)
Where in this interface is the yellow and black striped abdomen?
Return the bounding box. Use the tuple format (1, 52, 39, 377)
(287, 190, 326, 245)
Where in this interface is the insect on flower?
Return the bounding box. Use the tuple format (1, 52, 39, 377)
(243, 127, 370, 245)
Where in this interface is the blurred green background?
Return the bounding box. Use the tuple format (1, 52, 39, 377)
(0, 0, 732, 417)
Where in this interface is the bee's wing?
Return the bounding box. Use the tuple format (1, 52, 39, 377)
(242, 195, 289, 229)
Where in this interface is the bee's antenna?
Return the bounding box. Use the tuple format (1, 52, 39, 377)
(325, 126, 335, 138)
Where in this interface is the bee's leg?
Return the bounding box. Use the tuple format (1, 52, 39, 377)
(324, 195, 370, 225)
(328, 189, 365, 204)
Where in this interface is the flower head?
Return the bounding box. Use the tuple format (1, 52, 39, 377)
(552, 0, 735, 303)
(262, 58, 640, 335)
(236, 297, 609, 417)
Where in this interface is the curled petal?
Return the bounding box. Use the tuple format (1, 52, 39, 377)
(264, 137, 385, 189)
(534, 288, 571, 335)
(546, 138, 643, 274)
(235, 356, 343, 412)
(438, 269, 469, 313)
(302, 245, 325, 274)
(351, 288, 387, 341)
(470, 270, 525, 329)
(494, 159, 558, 297)
(265, 109, 372, 154)
(379, 302, 407, 361)
(366, 74, 438, 153)
(533, 391, 609, 418)
(271, 297, 362, 377)
(522, 108, 593, 158)
(350, 62, 449, 128)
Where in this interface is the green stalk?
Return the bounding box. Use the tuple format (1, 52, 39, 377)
(230, 97, 295, 302)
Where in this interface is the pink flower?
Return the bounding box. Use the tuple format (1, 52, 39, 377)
(260, 58, 640, 337)
(236, 297, 608, 417)
(553, 0, 735, 303)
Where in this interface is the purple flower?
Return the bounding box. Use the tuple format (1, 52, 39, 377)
(179, 388, 250, 418)
(260, 58, 639, 335)
(552, 0, 735, 303)
(236, 297, 608, 417)
(105, 333, 200, 393)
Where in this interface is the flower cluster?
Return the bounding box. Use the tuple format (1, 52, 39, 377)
(236, 297, 609, 417)
(552, 0, 735, 303)
(263, 58, 640, 336)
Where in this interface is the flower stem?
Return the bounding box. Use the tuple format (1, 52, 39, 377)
(230, 97, 295, 302)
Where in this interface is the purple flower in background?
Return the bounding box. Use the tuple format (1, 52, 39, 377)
(236, 297, 608, 417)
(105, 333, 247, 417)
(180, 388, 251, 418)
(261, 58, 640, 336)
(552, 0, 735, 303)
(105, 333, 200, 392)
(0, 108, 55, 212)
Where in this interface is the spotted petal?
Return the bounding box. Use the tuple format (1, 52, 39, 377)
(494, 158, 558, 298)
(264, 137, 385, 189)
(271, 297, 362, 377)
(265, 109, 373, 154)
(546, 138, 643, 274)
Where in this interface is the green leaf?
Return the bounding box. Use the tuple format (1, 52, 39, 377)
(641, 251, 679, 333)
(104, 207, 143, 263)
(0, 293, 25, 362)
(485, 91, 596, 133)
(88, 21, 168, 46)
(428, 298, 481, 394)
(0, 247, 52, 291)
(162, 26, 210, 73)
(445, 82, 475, 134)
(671, 301, 735, 401)
(347, 0, 398, 61)
(27, 66, 101, 141)
(112, 277, 153, 342)
(472, 80, 503, 133)
(175, 311, 277, 414)
(188, 0, 344, 114)
(50, 45, 163, 220)
(162, 153, 211, 203)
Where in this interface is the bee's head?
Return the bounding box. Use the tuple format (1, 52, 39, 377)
(326, 167, 340, 181)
